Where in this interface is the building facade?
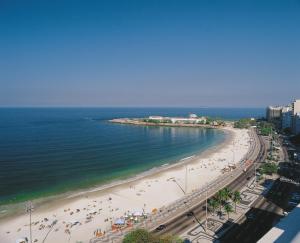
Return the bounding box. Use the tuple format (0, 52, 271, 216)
(293, 113, 300, 135)
(292, 100, 300, 135)
(266, 106, 282, 121)
(292, 99, 300, 115)
(281, 106, 292, 130)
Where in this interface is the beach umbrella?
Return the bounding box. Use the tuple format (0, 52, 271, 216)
(152, 208, 158, 214)
(133, 211, 142, 217)
(114, 218, 125, 225)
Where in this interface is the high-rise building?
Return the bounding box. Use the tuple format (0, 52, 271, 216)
(292, 99, 300, 115)
(266, 106, 282, 121)
(293, 113, 300, 135)
(292, 100, 300, 135)
(281, 106, 292, 130)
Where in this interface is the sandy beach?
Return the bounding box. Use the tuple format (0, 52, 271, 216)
(0, 126, 251, 243)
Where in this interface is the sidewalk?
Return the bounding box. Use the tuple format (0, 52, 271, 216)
(180, 181, 270, 242)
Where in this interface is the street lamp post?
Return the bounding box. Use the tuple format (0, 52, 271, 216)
(26, 201, 34, 243)
(254, 163, 256, 185)
(185, 165, 188, 195)
(205, 189, 208, 231)
(232, 140, 235, 165)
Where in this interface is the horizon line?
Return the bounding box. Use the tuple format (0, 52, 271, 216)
(0, 105, 266, 109)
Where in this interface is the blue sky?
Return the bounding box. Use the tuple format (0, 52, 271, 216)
(0, 0, 299, 107)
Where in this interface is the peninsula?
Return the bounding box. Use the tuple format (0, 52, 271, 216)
(110, 113, 226, 128)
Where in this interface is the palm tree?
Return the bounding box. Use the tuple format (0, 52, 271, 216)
(208, 198, 219, 216)
(223, 187, 232, 202)
(216, 190, 226, 212)
(223, 203, 233, 220)
(232, 191, 242, 213)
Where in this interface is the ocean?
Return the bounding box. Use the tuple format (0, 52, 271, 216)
(0, 107, 264, 205)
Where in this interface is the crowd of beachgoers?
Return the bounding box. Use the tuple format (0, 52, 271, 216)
(0, 126, 251, 243)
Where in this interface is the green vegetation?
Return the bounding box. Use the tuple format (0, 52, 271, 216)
(208, 198, 219, 215)
(223, 203, 234, 219)
(234, 118, 256, 129)
(216, 189, 226, 212)
(260, 127, 272, 136)
(205, 117, 213, 125)
(257, 121, 274, 136)
(143, 119, 161, 124)
(123, 229, 154, 243)
(123, 229, 183, 243)
(259, 162, 278, 175)
(140, 114, 227, 126)
(232, 191, 241, 212)
(209, 187, 240, 219)
(197, 120, 206, 125)
(142, 118, 172, 124)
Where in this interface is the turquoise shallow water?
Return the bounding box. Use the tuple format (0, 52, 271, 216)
(0, 107, 264, 205)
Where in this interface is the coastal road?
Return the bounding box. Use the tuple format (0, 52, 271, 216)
(91, 128, 265, 243)
(220, 140, 299, 243)
(151, 129, 266, 238)
(152, 158, 264, 238)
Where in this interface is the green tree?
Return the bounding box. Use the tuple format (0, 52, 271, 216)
(158, 235, 183, 243)
(208, 198, 219, 215)
(123, 229, 155, 243)
(223, 187, 232, 202)
(260, 162, 278, 175)
(206, 117, 213, 125)
(223, 203, 234, 220)
(123, 229, 183, 243)
(216, 189, 226, 212)
(232, 191, 241, 213)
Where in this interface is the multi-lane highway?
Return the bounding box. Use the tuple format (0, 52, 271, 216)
(93, 128, 266, 243)
(221, 135, 299, 243)
(152, 129, 267, 238)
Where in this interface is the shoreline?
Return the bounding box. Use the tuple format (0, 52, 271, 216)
(0, 126, 250, 243)
(0, 127, 229, 220)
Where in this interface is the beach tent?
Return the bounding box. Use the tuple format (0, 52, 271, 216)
(114, 218, 125, 225)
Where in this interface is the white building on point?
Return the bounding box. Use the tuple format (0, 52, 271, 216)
(189, 113, 198, 118)
(148, 114, 207, 124)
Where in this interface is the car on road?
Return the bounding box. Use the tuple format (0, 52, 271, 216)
(156, 225, 166, 231)
(186, 211, 194, 217)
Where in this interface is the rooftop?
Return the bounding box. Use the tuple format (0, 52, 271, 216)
(258, 203, 300, 243)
